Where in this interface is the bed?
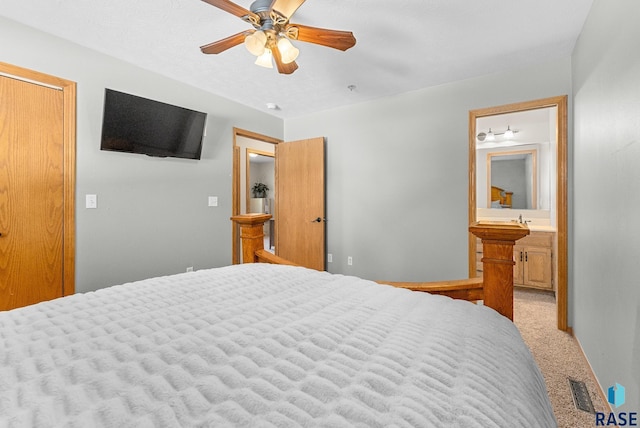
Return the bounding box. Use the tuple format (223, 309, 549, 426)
(0, 217, 556, 427)
(490, 185, 513, 208)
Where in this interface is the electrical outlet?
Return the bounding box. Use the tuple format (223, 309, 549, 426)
(327, 254, 333, 263)
(186, 266, 194, 272)
(347, 256, 353, 266)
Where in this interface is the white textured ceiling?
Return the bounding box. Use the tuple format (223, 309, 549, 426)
(0, 0, 593, 118)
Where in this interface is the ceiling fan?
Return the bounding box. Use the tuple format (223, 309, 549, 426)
(200, 0, 356, 74)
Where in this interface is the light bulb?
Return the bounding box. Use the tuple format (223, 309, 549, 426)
(486, 128, 495, 141)
(277, 37, 299, 64)
(244, 31, 267, 56)
(254, 49, 273, 68)
(504, 126, 514, 139)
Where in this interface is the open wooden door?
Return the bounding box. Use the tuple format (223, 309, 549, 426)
(275, 137, 325, 270)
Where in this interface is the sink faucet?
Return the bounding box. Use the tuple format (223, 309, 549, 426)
(518, 214, 523, 223)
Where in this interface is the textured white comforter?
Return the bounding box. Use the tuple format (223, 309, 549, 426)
(0, 264, 556, 427)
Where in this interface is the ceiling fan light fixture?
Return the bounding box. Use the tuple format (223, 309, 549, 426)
(244, 30, 267, 56)
(200, 0, 356, 75)
(255, 48, 273, 68)
(277, 37, 299, 64)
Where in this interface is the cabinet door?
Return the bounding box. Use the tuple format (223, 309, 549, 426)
(513, 247, 524, 285)
(524, 247, 552, 289)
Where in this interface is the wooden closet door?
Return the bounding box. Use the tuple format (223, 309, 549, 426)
(0, 75, 65, 310)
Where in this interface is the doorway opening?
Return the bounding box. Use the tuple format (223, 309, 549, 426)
(232, 128, 281, 264)
(247, 149, 275, 252)
(468, 96, 568, 331)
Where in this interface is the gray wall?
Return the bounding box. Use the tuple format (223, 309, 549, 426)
(0, 17, 283, 292)
(572, 0, 640, 411)
(285, 58, 571, 285)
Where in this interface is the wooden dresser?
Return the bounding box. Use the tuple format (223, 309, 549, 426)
(476, 230, 555, 291)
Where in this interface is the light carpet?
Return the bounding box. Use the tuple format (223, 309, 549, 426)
(514, 289, 609, 427)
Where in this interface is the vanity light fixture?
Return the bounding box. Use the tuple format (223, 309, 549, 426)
(504, 125, 514, 139)
(477, 126, 519, 142)
(486, 128, 495, 141)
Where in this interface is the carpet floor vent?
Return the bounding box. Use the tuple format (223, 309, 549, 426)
(568, 378, 595, 413)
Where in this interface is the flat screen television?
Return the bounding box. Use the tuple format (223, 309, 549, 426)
(100, 89, 207, 160)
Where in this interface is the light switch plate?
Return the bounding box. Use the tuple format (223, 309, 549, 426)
(208, 196, 218, 207)
(86, 194, 97, 209)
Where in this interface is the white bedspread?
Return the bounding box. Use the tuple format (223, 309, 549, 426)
(0, 264, 556, 427)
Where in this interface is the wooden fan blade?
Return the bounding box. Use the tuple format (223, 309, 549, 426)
(289, 24, 356, 51)
(272, 47, 298, 74)
(200, 31, 253, 54)
(272, 0, 306, 20)
(201, 0, 258, 20)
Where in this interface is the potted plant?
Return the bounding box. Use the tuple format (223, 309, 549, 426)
(252, 182, 269, 198)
